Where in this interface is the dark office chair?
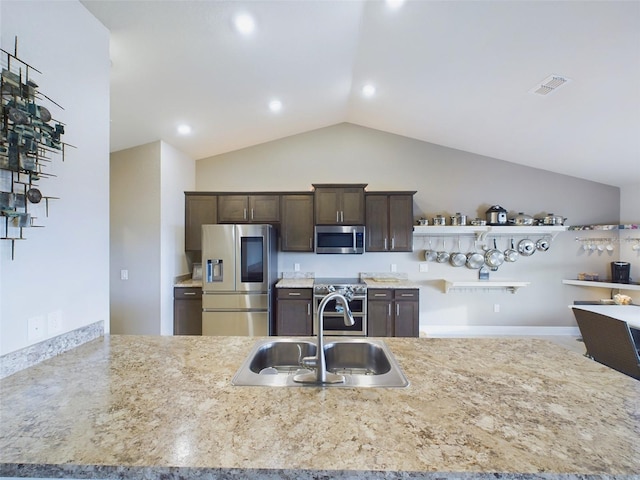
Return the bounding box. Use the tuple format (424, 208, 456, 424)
(572, 308, 640, 380)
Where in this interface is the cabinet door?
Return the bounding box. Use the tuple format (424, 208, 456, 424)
(281, 194, 314, 251)
(314, 188, 341, 224)
(388, 194, 413, 252)
(250, 195, 280, 222)
(394, 290, 419, 337)
(365, 195, 389, 252)
(277, 289, 313, 336)
(218, 195, 249, 223)
(367, 300, 392, 336)
(185, 194, 217, 251)
(367, 289, 393, 336)
(341, 187, 365, 225)
(174, 288, 203, 335)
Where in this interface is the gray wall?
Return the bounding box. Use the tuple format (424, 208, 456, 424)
(196, 123, 623, 334)
(111, 141, 195, 335)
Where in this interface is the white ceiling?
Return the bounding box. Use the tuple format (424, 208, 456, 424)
(81, 0, 640, 187)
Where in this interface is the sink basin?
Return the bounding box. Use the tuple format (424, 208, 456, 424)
(232, 338, 409, 387)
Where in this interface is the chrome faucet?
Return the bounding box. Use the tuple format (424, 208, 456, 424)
(293, 290, 355, 384)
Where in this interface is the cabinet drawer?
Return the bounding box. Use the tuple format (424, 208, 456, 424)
(368, 289, 393, 301)
(174, 287, 202, 299)
(394, 289, 418, 300)
(277, 288, 312, 300)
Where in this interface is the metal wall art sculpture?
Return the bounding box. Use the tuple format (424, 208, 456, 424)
(1, 38, 70, 259)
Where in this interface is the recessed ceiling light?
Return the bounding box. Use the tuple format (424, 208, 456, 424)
(177, 124, 192, 135)
(233, 13, 256, 35)
(269, 99, 283, 113)
(386, 0, 405, 10)
(362, 84, 376, 97)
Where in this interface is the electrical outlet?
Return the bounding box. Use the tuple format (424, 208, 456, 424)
(390, 264, 397, 272)
(48, 311, 63, 334)
(28, 316, 46, 341)
(494, 304, 500, 313)
(294, 263, 300, 272)
(419, 263, 429, 273)
(120, 269, 128, 280)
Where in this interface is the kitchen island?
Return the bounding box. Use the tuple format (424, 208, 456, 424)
(0, 335, 638, 479)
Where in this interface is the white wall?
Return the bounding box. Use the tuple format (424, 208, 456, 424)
(160, 142, 196, 335)
(196, 123, 624, 334)
(620, 182, 640, 301)
(110, 141, 194, 335)
(0, 1, 110, 355)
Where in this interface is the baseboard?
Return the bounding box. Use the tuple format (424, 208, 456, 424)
(421, 325, 581, 337)
(0, 320, 104, 379)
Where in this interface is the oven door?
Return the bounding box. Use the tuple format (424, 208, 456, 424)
(313, 295, 367, 336)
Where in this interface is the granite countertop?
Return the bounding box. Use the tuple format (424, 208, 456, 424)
(174, 278, 203, 288)
(362, 278, 418, 289)
(1, 335, 639, 479)
(276, 278, 315, 288)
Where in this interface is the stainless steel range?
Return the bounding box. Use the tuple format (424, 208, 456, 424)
(313, 277, 367, 336)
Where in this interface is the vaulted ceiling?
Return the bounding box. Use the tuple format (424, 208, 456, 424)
(82, 0, 640, 187)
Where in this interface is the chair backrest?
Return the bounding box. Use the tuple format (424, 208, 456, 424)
(572, 308, 640, 380)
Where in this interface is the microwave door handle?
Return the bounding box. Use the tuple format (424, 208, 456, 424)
(353, 230, 357, 252)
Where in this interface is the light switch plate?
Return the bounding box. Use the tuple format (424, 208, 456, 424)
(419, 263, 429, 272)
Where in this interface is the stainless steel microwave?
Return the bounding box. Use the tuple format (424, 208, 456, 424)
(315, 225, 365, 254)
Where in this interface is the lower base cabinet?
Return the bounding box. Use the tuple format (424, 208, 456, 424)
(367, 289, 419, 337)
(276, 288, 313, 336)
(173, 287, 202, 335)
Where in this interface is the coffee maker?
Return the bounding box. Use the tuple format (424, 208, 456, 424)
(611, 262, 631, 284)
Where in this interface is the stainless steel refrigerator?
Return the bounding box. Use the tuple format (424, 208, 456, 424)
(201, 224, 277, 336)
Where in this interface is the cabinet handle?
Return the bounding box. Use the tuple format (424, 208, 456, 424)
(183, 292, 196, 296)
(396, 304, 400, 316)
(341, 211, 344, 223)
(307, 303, 311, 316)
(388, 304, 392, 317)
(288, 292, 301, 296)
(336, 211, 340, 223)
(374, 293, 387, 297)
(384, 238, 387, 250)
(400, 293, 414, 297)
(243, 208, 247, 220)
(251, 208, 254, 220)
(391, 237, 395, 250)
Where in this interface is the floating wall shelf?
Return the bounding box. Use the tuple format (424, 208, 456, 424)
(443, 280, 530, 294)
(562, 279, 640, 292)
(569, 224, 639, 231)
(414, 225, 567, 241)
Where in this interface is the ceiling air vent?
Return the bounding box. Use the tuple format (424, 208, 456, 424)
(530, 75, 570, 96)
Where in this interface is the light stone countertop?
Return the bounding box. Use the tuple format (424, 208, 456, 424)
(174, 278, 203, 288)
(1, 335, 639, 479)
(276, 278, 315, 288)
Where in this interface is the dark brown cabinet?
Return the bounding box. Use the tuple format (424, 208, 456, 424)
(367, 289, 419, 337)
(365, 193, 414, 252)
(173, 287, 202, 335)
(281, 194, 314, 252)
(276, 288, 313, 336)
(185, 194, 217, 251)
(313, 184, 366, 225)
(218, 194, 280, 223)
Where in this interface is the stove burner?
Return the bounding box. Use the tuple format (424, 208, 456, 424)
(313, 277, 367, 295)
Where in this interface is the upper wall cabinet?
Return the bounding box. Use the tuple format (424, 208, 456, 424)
(218, 194, 280, 224)
(185, 193, 217, 251)
(313, 184, 366, 225)
(366, 193, 415, 252)
(281, 194, 314, 252)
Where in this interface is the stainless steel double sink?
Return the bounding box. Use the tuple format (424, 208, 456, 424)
(232, 338, 409, 387)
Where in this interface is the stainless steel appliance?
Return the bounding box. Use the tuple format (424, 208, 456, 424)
(313, 278, 367, 336)
(315, 225, 365, 254)
(202, 224, 277, 336)
(611, 262, 631, 284)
